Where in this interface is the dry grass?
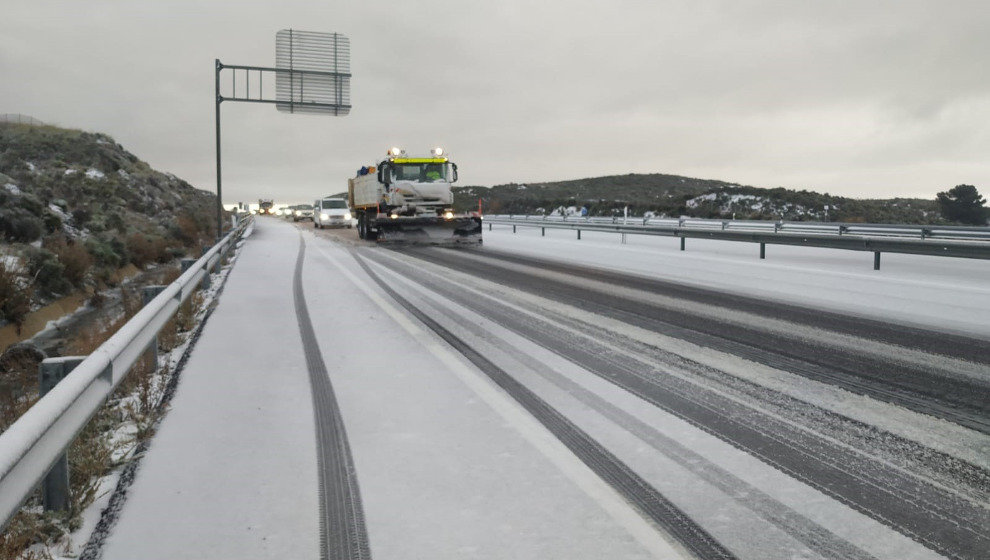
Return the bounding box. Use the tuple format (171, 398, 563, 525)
(0, 510, 59, 560)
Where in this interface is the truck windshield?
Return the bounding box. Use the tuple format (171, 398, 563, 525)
(392, 163, 449, 182)
(321, 199, 348, 209)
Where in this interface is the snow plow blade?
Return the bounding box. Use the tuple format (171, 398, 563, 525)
(376, 216, 482, 245)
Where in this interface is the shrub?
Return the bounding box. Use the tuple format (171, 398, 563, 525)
(126, 233, 169, 267)
(25, 246, 71, 297)
(172, 214, 212, 246)
(0, 207, 43, 242)
(72, 207, 91, 226)
(85, 236, 124, 269)
(0, 262, 33, 333)
(43, 212, 63, 234)
(106, 212, 126, 234)
(44, 235, 92, 288)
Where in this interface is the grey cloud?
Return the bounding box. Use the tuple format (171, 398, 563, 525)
(1, 0, 987, 204)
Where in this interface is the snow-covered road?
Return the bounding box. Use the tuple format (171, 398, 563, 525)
(96, 217, 989, 559)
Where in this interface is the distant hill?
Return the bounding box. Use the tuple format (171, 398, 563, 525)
(0, 122, 217, 329)
(453, 173, 943, 224)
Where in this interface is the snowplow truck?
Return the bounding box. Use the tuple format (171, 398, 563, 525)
(348, 148, 482, 244)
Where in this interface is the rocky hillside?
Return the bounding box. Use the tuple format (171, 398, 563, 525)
(454, 173, 945, 224)
(0, 122, 218, 331)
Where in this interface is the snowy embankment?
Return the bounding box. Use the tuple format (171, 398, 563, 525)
(482, 224, 990, 338)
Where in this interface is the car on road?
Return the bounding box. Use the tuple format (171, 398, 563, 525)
(289, 204, 313, 221)
(314, 197, 352, 229)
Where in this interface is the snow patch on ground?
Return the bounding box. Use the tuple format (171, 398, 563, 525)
(64, 169, 77, 176)
(685, 193, 718, 208)
(1, 253, 22, 271)
(85, 168, 105, 180)
(48, 203, 70, 221)
(4, 182, 22, 195)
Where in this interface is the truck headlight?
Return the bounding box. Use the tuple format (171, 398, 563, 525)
(344, 212, 352, 221)
(444, 211, 454, 219)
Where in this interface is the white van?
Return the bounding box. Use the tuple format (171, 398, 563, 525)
(313, 197, 353, 229)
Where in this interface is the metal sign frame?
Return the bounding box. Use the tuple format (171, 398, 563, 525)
(213, 30, 351, 239)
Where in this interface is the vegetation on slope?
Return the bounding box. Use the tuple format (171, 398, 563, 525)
(454, 173, 985, 225)
(0, 123, 219, 332)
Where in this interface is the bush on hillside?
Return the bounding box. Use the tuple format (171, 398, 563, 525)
(24, 247, 71, 297)
(0, 263, 33, 333)
(84, 236, 125, 270)
(0, 207, 43, 242)
(126, 233, 169, 267)
(43, 234, 92, 288)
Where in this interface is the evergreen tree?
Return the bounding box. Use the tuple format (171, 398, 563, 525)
(936, 185, 989, 225)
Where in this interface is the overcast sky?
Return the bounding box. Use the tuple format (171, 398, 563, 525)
(2, 1, 988, 204)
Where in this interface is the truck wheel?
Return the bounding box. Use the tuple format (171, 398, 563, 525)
(357, 214, 366, 239)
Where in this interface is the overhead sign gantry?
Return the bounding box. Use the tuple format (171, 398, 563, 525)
(214, 29, 351, 237)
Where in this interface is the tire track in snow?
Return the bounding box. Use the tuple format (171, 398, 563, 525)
(349, 250, 737, 560)
(387, 246, 990, 560)
(367, 253, 883, 560)
(426, 248, 990, 433)
(294, 236, 372, 560)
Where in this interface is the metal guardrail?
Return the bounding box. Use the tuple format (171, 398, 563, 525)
(0, 216, 252, 528)
(485, 215, 990, 268)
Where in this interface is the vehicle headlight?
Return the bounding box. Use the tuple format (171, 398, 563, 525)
(344, 212, 352, 221)
(295, 210, 301, 216)
(321, 213, 330, 220)
(444, 211, 454, 219)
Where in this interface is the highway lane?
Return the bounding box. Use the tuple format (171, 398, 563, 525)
(349, 241, 986, 560)
(303, 220, 989, 558)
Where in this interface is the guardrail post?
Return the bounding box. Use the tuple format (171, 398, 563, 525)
(760, 243, 766, 259)
(39, 357, 85, 512)
(541, 227, 545, 237)
(874, 251, 881, 270)
(621, 232, 627, 244)
(577, 229, 581, 240)
(488, 222, 492, 231)
(142, 285, 166, 366)
(680, 237, 685, 251)
(512, 225, 516, 234)
(200, 246, 212, 290)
